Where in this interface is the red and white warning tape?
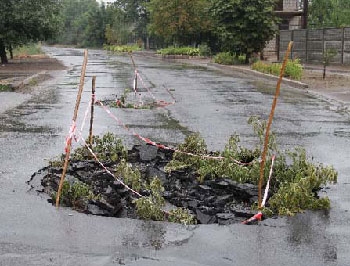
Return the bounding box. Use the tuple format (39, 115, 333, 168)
(135, 70, 175, 107)
(97, 100, 249, 166)
(241, 155, 276, 224)
(64, 120, 76, 153)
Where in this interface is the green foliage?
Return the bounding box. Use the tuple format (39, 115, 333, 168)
(166, 131, 261, 183)
(56, 0, 105, 47)
(251, 60, 303, 80)
(115, 159, 143, 192)
(309, 0, 350, 28)
(214, 52, 246, 65)
(165, 117, 337, 216)
(285, 59, 303, 80)
(210, 0, 278, 62)
(12, 43, 43, 57)
(198, 44, 211, 56)
(269, 148, 337, 215)
(104, 44, 141, 53)
(71, 133, 127, 162)
(52, 180, 95, 209)
(0, 84, 12, 92)
(322, 49, 337, 79)
(168, 208, 197, 225)
(103, 44, 140, 53)
(0, 0, 61, 63)
(156, 47, 201, 56)
(134, 177, 165, 221)
(147, 0, 213, 46)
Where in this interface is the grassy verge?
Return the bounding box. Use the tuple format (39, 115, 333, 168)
(13, 43, 44, 58)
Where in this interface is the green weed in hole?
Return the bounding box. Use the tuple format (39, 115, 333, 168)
(71, 133, 127, 162)
(52, 180, 96, 209)
(165, 117, 337, 216)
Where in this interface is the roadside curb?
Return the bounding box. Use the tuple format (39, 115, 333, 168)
(207, 62, 309, 89)
(133, 51, 309, 89)
(11, 70, 48, 90)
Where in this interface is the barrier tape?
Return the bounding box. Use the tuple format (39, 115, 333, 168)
(64, 121, 76, 153)
(241, 155, 276, 224)
(135, 71, 175, 108)
(72, 118, 170, 215)
(261, 154, 276, 207)
(97, 100, 250, 166)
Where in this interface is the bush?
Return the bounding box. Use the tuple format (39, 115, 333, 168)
(156, 47, 200, 56)
(165, 117, 337, 216)
(198, 44, 211, 56)
(13, 43, 43, 57)
(214, 52, 246, 65)
(71, 133, 127, 162)
(52, 180, 95, 209)
(252, 59, 303, 80)
(104, 44, 140, 53)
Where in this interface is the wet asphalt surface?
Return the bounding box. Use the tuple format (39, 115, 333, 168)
(0, 47, 350, 266)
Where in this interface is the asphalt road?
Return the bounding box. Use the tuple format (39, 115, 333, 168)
(0, 47, 349, 266)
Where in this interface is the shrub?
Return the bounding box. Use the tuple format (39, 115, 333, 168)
(52, 180, 95, 209)
(156, 47, 200, 56)
(71, 133, 127, 162)
(198, 44, 211, 56)
(165, 117, 337, 216)
(214, 52, 246, 65)
(252, 59, 303, 80)
(104, 44, 140, 53)
(13, 43, 43, 57)
(0, 84, 12, 92)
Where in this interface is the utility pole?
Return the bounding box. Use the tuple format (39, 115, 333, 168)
(302, 0, 309, 29)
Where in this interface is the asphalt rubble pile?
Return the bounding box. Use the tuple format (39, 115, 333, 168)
(28, 144, 259, 225)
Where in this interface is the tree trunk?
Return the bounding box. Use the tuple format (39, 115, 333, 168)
(0, 40, 8, 64)
(9, 44, 13, 59)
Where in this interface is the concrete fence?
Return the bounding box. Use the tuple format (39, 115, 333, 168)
(279, 27, 350, 64)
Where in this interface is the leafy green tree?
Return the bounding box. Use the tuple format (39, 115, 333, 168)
(104, 4, 133, 45)
(147, 0, 213, 46)
(105, 0, 150, 46)
(57, 0, 105, 47)
(308, 0, 350, 28)
(0, 0, 61, 63)
(210, 0, 278, 63)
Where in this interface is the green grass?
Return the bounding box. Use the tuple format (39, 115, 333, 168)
(251, 59, 303, 80)
(103, 44, 141, 53)
(213, 52, 246, 65)
(156, 47, 201, 56)
(13, 43, 43, 57)
(0, 84, 12, 92)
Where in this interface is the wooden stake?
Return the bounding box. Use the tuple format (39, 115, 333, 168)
(129, 52, 138, 92)
(56, 49, 89, 207)
(258, 42, 293, 209)
(89, 76, 96, 146)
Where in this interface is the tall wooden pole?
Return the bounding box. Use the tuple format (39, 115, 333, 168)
(56, 49, 89, 207)
(258, 42, 293, 209)
(89, 76, 96, 146)
(129, 52, 138, 92)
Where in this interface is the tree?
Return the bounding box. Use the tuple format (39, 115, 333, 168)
(147, 0, 213, 46)
(0, 0, 61, 64)
(210, 0, 278, 63)
(105, 0, 150, 47)
(308, 0, 350, 28)
(57, 0, 105, 47)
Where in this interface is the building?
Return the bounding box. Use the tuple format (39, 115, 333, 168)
(264, 0, 308, 60)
